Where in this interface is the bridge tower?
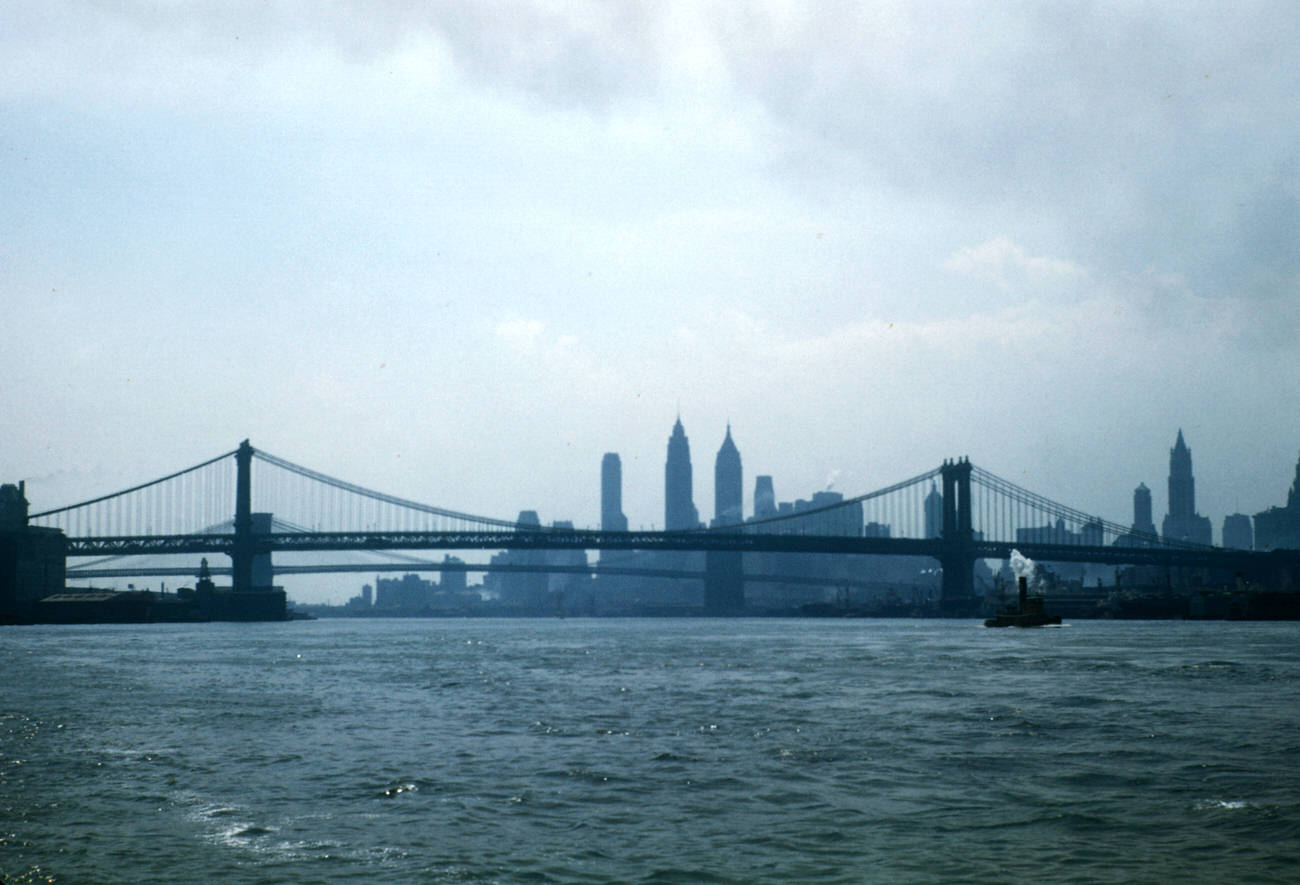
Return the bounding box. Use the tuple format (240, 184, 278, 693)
(231, 440, 254, 593)
(939, 458, 977, 612)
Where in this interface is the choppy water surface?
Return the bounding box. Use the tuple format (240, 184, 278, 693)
(2, 618, 1299, 883)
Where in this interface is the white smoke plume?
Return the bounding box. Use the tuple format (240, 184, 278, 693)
(1008, 549, 1040, 591)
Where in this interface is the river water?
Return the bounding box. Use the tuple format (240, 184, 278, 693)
(2, 618, 1298, 883)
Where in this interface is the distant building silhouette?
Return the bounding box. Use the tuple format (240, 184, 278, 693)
(753, 475, 776, 520)
(1222, 513, 1254, 550)
(1254, 451, 1300, 551)
(600, 453, 628, 532)
(713, 424, 743, 527)
(864, 521, 891, 538)
(924, 481, 943, 538)
(1161, 430, 1213, 545)
(440, 555, 468, 595)
(1132, 483, 1157, 537)
(764, 490, 863, 537)
(1115, 482, 1160, 547)
(375, 572, 435, 610)
(1018, 517, 1103, 546)
(664, 416, 699, 530)
(488, 510, 549, 607)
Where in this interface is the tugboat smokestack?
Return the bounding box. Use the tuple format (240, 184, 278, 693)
(1018, 575, 1028, 611)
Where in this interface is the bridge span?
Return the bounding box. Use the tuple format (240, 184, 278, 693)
(14, 440, 1300, 614)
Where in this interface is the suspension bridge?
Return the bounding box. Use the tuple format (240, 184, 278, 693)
(11, 440, 1299, 614)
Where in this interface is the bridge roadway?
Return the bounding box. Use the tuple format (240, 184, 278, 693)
(63, 528, 1298, 573)
(65, 561, 895, 592)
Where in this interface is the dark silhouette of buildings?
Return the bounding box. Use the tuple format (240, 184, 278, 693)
(0, 482, 65, 622)
(601, 453, 628, 532)
(753, 475, 776, 519)
(664, 416, 699, 530)
(1222, 513, 1254, 550)
(1162, 430, 1213, 545)
(375, 573, 434, 610)
(1254, 452, 1300, 551)
(1132, 483, 1157, 537)
(1116, 482, 1160, 548)
(713, 424, 743, 527)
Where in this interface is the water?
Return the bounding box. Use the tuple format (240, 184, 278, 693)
(3, 618, 1299, 883)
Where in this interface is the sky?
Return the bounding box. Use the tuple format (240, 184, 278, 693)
(4, 2, 1299, 602)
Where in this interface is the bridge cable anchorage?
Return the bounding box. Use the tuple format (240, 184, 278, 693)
(251, 449, 566, 532)
(689, 466, 944, 534)
(28, 448, 239, 519)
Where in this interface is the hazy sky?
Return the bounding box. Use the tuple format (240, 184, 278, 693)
(5, 2, 1299, 598)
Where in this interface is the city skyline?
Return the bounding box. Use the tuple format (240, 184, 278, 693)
(4, 4, 1299, 592)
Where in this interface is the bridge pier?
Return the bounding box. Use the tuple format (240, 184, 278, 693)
(228, 441, 275, 593)
(704, 549, 744, 614)
(938, 458, 979, 615)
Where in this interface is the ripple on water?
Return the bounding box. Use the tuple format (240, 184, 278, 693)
(3, 619, 1300, 883)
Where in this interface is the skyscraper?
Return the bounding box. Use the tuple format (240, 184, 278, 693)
(1222, 514, 1253, 550)
(1132, 483, 1156, 537)
(664, 416, 699, 530)
(1161, 429, 1213, 545)
(713, 424, 743, 526)
(1253, 451, 1300, 551)
(753, 475, 776, 520)
(924, 481, 943, 538)
(600, 453, 628, 532)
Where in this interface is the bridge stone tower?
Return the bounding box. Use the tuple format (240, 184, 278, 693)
(232, 440, 255, 593)
(938, 458, 977, 611)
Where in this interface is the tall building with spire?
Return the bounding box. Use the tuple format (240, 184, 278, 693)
(664, 416, 699, 530)
(600, 453, 628, 532)
(1161, 429, 1213, 545)
(924, 481, 943, 538)
(713, 424, 743, 526)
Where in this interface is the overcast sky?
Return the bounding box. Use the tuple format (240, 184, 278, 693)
(5, 2, 1299, 600)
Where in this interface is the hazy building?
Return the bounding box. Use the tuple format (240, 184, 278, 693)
(600, 453, 628, 533)
(753, 475, 776, 520)
(766, 490, 863, 537)
(440, 555, 468, 595)
(374, 573, 434, 610)
(1254, 451, 1300, 551)
(1132, 483, 1157, 538)
(924, 481, 943, 538)
(489, 510, 549, 608)
(664, 416, 699, 530)
(1222, 513, 1254, 550)
(1115, 482, 1160, 548)
(864, 521, 891, 538)
(1161, 430, 1213, 545)
(713, 424, 743, 527)
(544, 520, 589, 599)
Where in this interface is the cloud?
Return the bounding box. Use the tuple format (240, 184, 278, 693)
(493, 314, 546, 349)
(943, 236, 1086, 292)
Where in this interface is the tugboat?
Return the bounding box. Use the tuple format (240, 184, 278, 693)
(984, 576, 1061, 628)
